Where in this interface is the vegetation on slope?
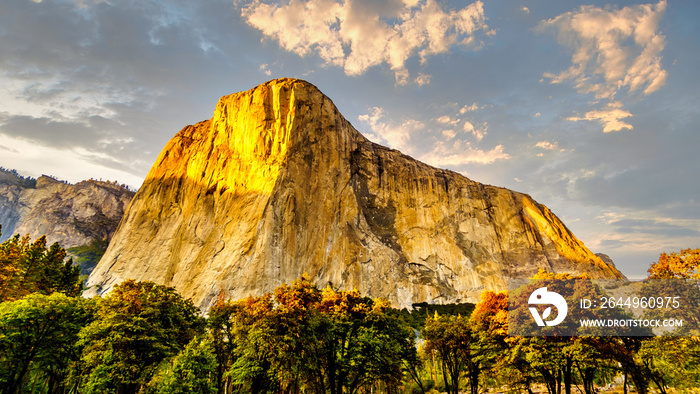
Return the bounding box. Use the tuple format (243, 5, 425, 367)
(0, 167, 37, 188)
(67, 238, 109, 276)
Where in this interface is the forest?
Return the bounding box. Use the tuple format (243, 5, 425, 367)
(1, 224, 699, 394)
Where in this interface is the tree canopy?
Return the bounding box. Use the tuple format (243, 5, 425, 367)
(218, 276, 416, 394)
(78, 280, 206, 394)
(1, 241, 699, 393)
(0, 225, 82, 302)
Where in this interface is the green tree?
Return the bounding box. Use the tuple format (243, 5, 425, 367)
(0, 225, 82, 301)
(316, 285, 412, 394)
(423, 313, 478, 394)
(67, 238, 109, 276)
(208, 295, 244, 394)
(78, 280, 205, 394)
(226, 293, 279, 394)
(148, 336, 217, 394)
(0, 293, 96, 394)
(639, 336, 700, 389)
(226, 277, 415, 394)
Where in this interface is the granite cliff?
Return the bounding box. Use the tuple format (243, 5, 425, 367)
(86, 78, 622, 309)
(0, 169, 135, 272)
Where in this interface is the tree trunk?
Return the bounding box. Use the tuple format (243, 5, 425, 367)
(563, 357, 573, 394)
(540, 369, 557, 394)
(557, 366, 562, 394)
(628, 364, 648, 394)
(440, 359, 449, 394)
(468, 361, 479, 394)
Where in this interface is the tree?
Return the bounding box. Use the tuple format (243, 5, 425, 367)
(67, 238, 109, 276)
(643, 248, 700, 388)
(0, 225, 82, 301)
(148, 336, 217, 394)
(644, 248, 700, 335)
(226, 276, 416, 394)
(0, 293, 96, 394)
(423, 313, 477, 394)
(78, 280, 205, 394)
(639, 336, 700, 389)
(507, 270, 652, 394)
(316, 285, 412, 394)
(208, 295, 244, 394)
(647, 248, 700, 279)
(469, 291, 508, 393)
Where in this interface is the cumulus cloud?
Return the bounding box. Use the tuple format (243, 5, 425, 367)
(432, 107, 487, 142)
(242, 0, 491, 84)
(540, 1, 667, 99)
(420, 139, 510, 166)
(567, 102, 633, 132)
(358, 106, 506, 167)
(540, 1, 667, 132)
(358, 107, 423, 153)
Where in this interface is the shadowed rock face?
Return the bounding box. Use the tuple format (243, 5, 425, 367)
(85, 78, 623, 310)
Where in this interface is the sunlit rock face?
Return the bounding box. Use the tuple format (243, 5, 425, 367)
(0, 175, 134, 248)
(85, 78, 622, 310)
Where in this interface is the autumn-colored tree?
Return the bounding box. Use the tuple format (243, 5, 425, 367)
(470, 290, 508, 336)
(78, 280, 205, 394)
(647, 248, 700, 279)
(225, 276, 415, 394)
(0, 225, 82, 301)
(469, 291, 508, 391)
(642, 248, 700, 389)
(644, 248, 700, 335)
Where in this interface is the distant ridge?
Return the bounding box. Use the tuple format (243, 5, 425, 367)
(0, 168, 134, 250)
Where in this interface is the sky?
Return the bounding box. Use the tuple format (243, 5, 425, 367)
(1, 0, 698, 279)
